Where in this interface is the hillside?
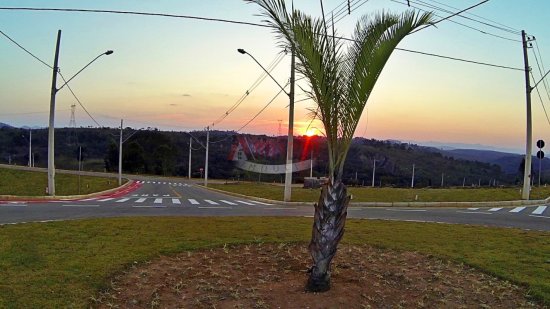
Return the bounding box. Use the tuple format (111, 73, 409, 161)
(0, 125, 515, 187)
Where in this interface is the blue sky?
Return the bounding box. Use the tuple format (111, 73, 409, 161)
(1, 0, 549, 153)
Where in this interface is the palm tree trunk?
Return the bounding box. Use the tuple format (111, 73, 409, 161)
(306, 178, 350, 292)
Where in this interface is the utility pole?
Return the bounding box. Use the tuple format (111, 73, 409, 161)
(204, 126, 210, 187)
(47, 30, 61, 196)
(522, 30, 533, 200)
(371, 158, 376, 188)
(283, 48, 296, 202)
(411, 163, 415, 188)
(28, 129, 32, 167)
(188, 137, 192, 179)
(118, 119, 123, 186)
(310, 149, 313, 178)
(441, 173, 444, 187)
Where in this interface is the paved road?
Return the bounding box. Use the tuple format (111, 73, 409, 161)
(1, 179, 549, 231)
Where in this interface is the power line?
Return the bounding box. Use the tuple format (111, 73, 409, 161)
(0, 7, 522, 71)
(532, 40, 550, 102)
(58, 72, 102, 127)
(0, 28, 52, 69)
(530, 71, 550, 128)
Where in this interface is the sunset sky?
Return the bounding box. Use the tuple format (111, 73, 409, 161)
(1, 0, 550, 153)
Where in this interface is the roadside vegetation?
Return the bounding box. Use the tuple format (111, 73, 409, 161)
(209, 182, 550, 202)
(0, 217, 547, 307)
(0, 167, 123, 196)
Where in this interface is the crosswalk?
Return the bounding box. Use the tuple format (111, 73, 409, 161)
(75, 196, 273, 206)
(466, 205, 548, 215)
(135, 180, 191, 187)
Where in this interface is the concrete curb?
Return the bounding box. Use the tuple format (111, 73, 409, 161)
(200, 185, 550, 208)
(0, 179, 133, 201)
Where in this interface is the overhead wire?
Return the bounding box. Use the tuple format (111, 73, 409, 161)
(0, 28, 52, 69)
(532, 40, 550, 102)
(530, 71, 550, 128)
(0, 7, 523, 72)
(58, 72, 102, 127)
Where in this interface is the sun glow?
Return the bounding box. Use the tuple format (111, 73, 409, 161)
(305, 128, 317, 137)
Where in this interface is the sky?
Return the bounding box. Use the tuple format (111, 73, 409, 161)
(1, 0, 550, 153)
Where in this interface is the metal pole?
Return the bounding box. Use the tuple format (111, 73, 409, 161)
(78, 146, 82, 194)
(28, 129, 32, 167)
(47, 30, 61, 196)
(204, 126, 210, 187)
(310, 149, 313, 178)
(539, 155, 542, 187)
(283, 48, 295, 202)
(371, 159, 376, 188)
(441, 173, 444, 187)
(522, 30, 533, 200)
(411, 163, 415, 188)
(188, 137, 192, 179)
(118, 119, 123, 186)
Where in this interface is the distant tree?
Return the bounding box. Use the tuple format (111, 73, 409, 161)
(104, 142, 119, 172)
(124, 141, 146, 173)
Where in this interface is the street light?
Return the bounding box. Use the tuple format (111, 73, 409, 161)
(47, 29, 113, 195)
(238, 48, 296, 202)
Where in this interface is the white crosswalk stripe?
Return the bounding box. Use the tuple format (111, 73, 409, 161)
(488, 207, 502, 212)
(97, 198, 115, 202)
(135, 198, 147, 203)
(532, 205, 547, 215)
(154, 198, 163, 204)
(172, 198, 181, 204)
(116, 198, 130, 203)
(509, 206, 526, 213)
(188, 199, 199, 205)
(249, 201, 273, 205)
(220, 200, 237, 205)
(205, 200, 219, 205)
(236, 200, 255, 205)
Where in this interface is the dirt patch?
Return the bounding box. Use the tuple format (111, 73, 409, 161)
(93, 243, 540, 308)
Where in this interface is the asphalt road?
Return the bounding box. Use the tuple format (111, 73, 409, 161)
(1, 179, 549, 231)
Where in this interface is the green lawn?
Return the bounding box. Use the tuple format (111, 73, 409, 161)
(0, 217, 547, 307)
(0, 168, 123, 196)
(209, 182, 550, 202)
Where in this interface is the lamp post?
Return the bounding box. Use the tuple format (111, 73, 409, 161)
(46, 29, 113, 195)
(238, 48, 295, 202)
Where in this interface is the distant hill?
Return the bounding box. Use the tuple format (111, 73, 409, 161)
(0, 122, 13, 129)
(440, 148, 550, 175)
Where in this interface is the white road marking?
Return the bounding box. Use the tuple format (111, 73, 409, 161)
(131, 194, 138, 197)
(467, 208, 479, 210)
(188, 199, 199, 205)
(509, 206, 526, 213)
(386, 209, 427, 212)
(146, 181, 151, 183)
(79, 198, 97, 201)
(135, 198, 147, 203)
(220, 200, 237, 205)
(198, 206, 231, 209)
(0, 203, 27, 207)
(152, 194, 159, 197)
(532, 205, 547, 215)
(458, 211, 492, 215)
(163, 182, 167, 185)
(97, 198, 115, 202)
(62, 204, 99, 207)
(236, 200, 255, 205)
(172, 198, 181, 204)
(265, 207, 297, 210)
(116, 198, 130, 203)
(205, 200, 219, 205)
(529, 214, 550, 219)
(163, 194, 170, 197)
(154, 198, 163, 204)
(249, 201, 273, 206)
(141, 194, 149, 197)
(133, 205, 166, 208)
(488, 207, 503, 212)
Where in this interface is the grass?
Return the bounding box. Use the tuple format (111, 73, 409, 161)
(0, 217, 548, 307)
(209, 182, 550, 202)
(0, 168, 123, 196)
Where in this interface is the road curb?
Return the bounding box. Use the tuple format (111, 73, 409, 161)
(199, 185, 549, 208)
(0, 179, 134, 201)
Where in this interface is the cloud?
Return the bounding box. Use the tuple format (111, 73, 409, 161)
(182, 93, 192, 97)
(169, 103, 178, 107)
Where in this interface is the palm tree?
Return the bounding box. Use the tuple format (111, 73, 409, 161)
(247, 0, 433, 292)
